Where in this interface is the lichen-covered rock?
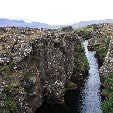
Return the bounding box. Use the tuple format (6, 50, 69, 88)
(84, 23, 113, 112)
(87, 23, 111, 66)
(0, 26, 88, 113)
(100, 37, 113, 113)
(100, 37, 113, 78)
(75, 25, 93, 40)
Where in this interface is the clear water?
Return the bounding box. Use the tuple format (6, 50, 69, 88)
(76, 40, 102, 113)
(36, 40, 102, 113)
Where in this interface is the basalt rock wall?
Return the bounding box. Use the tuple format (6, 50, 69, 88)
(0, 27, 88, 113)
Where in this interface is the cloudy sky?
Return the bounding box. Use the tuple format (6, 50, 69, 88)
(0, 0, 113, 25)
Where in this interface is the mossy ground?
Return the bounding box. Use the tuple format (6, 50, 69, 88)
(101, 71, 113, 113)
(76, 24, 113, 112)
(95, 31, 110, 65)
(0, 59, 38, 113)
(75, 25, 93, 40)
(73, 41, 89, 75)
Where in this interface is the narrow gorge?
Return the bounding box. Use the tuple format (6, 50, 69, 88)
(76, 40, 102, 113)
(0, 23, 113, 113)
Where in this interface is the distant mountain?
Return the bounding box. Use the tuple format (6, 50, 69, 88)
(72, 19, 113, 28)
(0, 18, 113, 29)
(0, 18, 51, 28)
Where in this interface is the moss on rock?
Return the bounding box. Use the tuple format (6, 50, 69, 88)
(101, 71, 113, 113)
(75, 25, 93, 40)
(73, 41, 89, 75)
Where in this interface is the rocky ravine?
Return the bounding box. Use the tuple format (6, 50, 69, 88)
(0, 26, 88, 113)
(85, 23, 113, 112)
(86, 23, 113, 77)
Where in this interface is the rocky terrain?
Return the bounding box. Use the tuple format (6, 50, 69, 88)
(2, 23, 113, 113)
(84, 23, 113, 112)
(0, 26, 89, 113)
(85, 23, 113, 78)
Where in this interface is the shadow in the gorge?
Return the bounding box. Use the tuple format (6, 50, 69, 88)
(64, 89, 81, 113)
(35, 89, 81, 113)
(35, 103, 70, 113)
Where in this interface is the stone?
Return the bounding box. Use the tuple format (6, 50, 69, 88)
(0, 26, 88, 113)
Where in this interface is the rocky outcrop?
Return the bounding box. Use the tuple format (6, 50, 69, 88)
(100, 36, 113, 112)
(87, 23, 113, 74)
(75, 25, 93, 40)
(100, 36, 113, 78)
(0, 27, 88, 113)
(87, 23, 112, 66)
(93, 24, 113, 113)
(72, 23, 113, 113)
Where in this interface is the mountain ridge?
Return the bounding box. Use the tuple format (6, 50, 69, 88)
(0, 18, 113, 28)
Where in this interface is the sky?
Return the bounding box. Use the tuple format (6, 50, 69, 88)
(0, 0, 113, 25)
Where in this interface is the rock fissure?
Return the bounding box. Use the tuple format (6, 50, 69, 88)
(0, 26, 89, 113)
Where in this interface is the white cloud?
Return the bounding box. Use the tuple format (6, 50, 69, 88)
(0, 0, 113, 25)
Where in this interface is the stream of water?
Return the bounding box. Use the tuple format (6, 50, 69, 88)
(76, 40, 102, 113)
(36, 40, 102, 113)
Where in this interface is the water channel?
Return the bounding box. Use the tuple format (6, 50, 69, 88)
(75, 40, 102, 113)
(36, 40, 102, 113)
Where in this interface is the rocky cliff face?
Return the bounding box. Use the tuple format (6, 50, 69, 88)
(95, 24, 113, 113)
(0, 27, 88, 113)
(86, 23, 113, 75)
(84, 23, 113, 112)
(99, 37, 113, 77)
(88, 23, 112, 65)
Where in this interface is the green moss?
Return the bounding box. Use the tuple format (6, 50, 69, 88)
(1, 61, 16, 80)
(75, 25, 93, 40)
(23, 68, 32, 79)
(96, 34, 110, 64)
(102, 98, 113, 113)
(2, 61, 15, 72)
(2, 85, 17, 113)
(0, 63, 17, 112)
(101, 71, 113, 112)
(4, 85, 12, 95)
(3, 96, 17, 113)
(73, 42, 89, 74)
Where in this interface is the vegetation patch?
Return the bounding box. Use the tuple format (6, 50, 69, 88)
(0, 61, 34, 113)
(1, 85, 18, 113)
(95, 31, 110, 65)
(75, 25, 93, 40)
(101, 71, 113, 113)
(73, 41, 89, 75)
